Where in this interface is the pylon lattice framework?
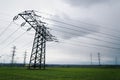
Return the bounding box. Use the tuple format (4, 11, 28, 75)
(13, 10, 56, 69)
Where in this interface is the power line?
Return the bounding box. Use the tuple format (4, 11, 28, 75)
(35, 10, 120, 35)
(13, 22, 35, 36)
(53, 29, 120, 49)
(1, 11, 120, 40)
(8, 12, 120, 47)
(48, 23, 120, 41)
(49, 28, 120, 50)
(52, 28, 120, 46)
(43, 17, 120, 39)
(2, 31, 27, 48)
(12, 14, 120, 50)
(13, 23, 34, 48)
(0, 27, 21, 44)
(76, 40, 120, 49)
(21, 40, 33, 48)
(35, 10, 54, 16)
(60, 41, 120, 50)
(1, 10, 120, 36)
(6, 31, 26, 46)
(0, 21, 13, 37)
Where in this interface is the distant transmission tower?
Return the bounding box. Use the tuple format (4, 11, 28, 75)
(23, 51, 27, 67)
(13, 10, 57, 69)
(11, 46, 16, 66)
(98, 52, 101, 66)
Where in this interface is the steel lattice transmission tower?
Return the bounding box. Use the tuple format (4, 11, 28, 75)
(13, 10, 57, 69)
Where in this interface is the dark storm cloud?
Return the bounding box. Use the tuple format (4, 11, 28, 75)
(65, 0, 110, 7)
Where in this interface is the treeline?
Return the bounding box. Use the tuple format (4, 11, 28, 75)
(0, 63, 120, 68)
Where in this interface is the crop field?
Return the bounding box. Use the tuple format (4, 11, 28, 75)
(0, 67, 120, 80)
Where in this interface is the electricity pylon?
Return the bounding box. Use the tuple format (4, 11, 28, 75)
(23, 51, 27, 67)
(11, 46, 16, 66)
(98, 52, 101, 66)
(13, 10, 57, 69)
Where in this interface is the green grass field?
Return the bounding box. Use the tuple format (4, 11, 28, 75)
(0, 67, 120, 80)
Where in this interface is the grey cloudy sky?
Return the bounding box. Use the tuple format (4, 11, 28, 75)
(0, 0, 120, 65)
